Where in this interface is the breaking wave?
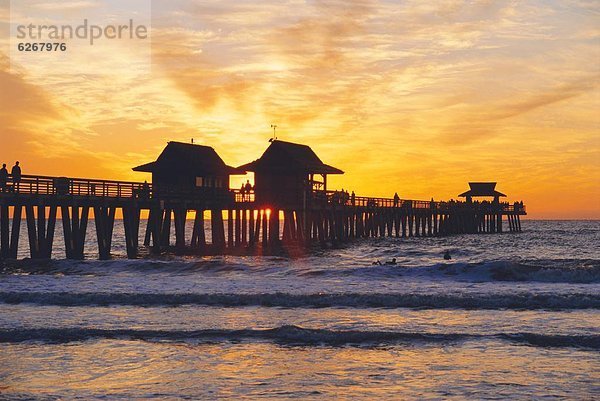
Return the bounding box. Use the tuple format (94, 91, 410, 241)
(1, 291, 598, 310)
(301, 259, 600, 284)
(0, 326, 597, 349)
(2, 258, 599, 283)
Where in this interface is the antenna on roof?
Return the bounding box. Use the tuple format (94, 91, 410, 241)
(269, 124, 278, 142)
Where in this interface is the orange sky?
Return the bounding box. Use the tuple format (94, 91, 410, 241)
(0, 0, 598, 219)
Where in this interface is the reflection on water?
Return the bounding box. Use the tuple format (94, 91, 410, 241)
(1, 341, 598, 399)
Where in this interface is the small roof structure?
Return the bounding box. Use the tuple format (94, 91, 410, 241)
(459, 182, 506, 198)
(237, 140, 343, 175)
(133, 142, 241, 175)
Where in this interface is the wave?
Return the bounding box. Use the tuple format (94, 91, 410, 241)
(475, 259, 600, 283)
(2, 258, 599, 284)
(300, 259, 600, 284)
(0, 258, 261, 276)
(0, 326, 597, 349)
(1, 291, 598, 310)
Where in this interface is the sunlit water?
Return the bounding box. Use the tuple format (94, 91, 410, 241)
(0, 220, 598, 400)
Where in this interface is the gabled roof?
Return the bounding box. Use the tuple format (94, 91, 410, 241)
(237, 140, 344, 174)
(459, 182, 506, 197)
(133, 142, 241, 175)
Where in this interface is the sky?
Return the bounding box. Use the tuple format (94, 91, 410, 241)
(0, 0, 598, 219)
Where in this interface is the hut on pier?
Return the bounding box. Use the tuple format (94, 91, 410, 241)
(458, 182, 506, 203)
(237, 140, 343, 208)
(133, 142, 240, 194)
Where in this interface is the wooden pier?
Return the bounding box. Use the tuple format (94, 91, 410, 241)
(0, 141, 526, 260)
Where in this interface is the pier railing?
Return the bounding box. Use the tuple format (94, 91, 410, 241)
(0, 175, 259, 206)
(325, 192, 433, 209)
(1, 175, 148, 198)
(322, 190, 440, 209)
(320, 190, 525, 213)
(233, 190, 256, 203)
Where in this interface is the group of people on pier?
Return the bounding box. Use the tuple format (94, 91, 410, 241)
(331, 189, 352, 205)
(239, 180, 255, 201)
(0, 162, 21, 192)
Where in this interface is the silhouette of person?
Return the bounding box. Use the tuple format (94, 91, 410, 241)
(393, 192, 399, 206)
(443, 250, 452, 260)
(240, 183, 246, 200)
(244, 180, 252, 201)
(11, 161, 21, 192)
(385, 258, 397, 265)
(351, 191, 355, 206)
(0, 164, 7, 192)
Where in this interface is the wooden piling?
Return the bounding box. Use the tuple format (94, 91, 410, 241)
(94, 205, 115, 260)
(227, 210, 234, 248)
(173, 207, 187, 251)
(123, 205, 140, 258)
(212, 210, 226, 249)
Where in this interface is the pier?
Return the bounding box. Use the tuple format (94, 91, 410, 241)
(0, 140, 526, 260)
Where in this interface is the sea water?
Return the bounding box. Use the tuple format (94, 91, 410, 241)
(0, 220, 598, 400)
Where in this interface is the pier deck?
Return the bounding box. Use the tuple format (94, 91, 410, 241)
(0, 174, 526, 260)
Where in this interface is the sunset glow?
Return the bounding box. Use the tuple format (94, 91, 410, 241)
(1, 0, 598, 218)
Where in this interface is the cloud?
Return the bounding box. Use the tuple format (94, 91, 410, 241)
(0, 56, 61, 124)
(437, 76, 599, 145)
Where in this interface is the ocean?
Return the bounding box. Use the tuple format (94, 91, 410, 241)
(0, 220, 598, 400)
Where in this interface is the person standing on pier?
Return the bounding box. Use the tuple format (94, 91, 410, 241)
(0, 164, 8, 192)
(240, 183, 246, 201)
(11, 161, 21, 192)
(393, 192, 400, 207)
(244, 180, 253, 201)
